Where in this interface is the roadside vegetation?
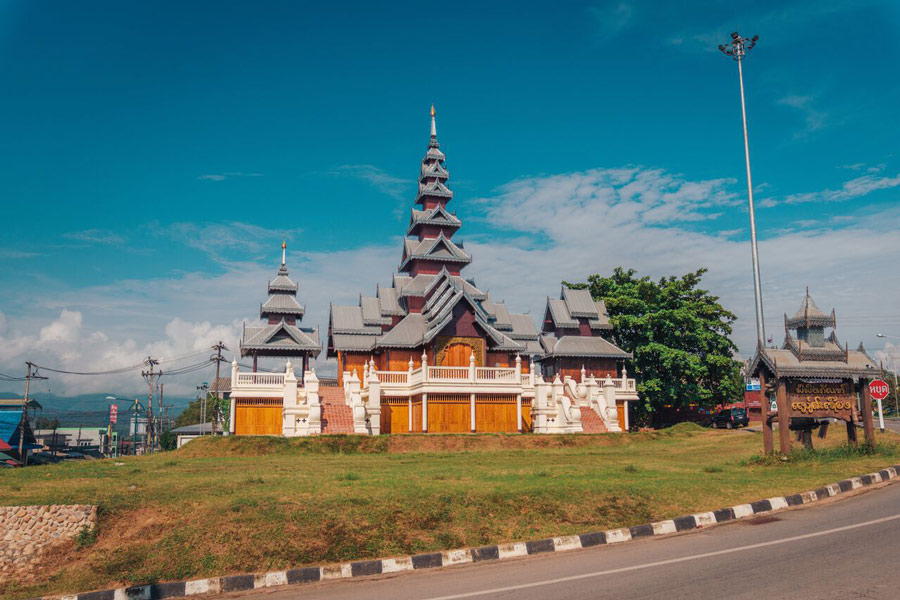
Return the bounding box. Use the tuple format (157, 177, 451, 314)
(2, 426, 898, 599)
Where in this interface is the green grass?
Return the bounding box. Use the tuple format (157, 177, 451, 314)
(1, 427, 898, 599)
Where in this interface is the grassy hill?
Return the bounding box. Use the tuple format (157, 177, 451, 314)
(2, 426, 898, 599)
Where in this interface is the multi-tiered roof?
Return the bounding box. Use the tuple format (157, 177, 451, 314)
(328, 108, 541, 357)
(540, 287, 631, 360)
(241, 241, 321, 359)
(399, 106, 471, 277)
(749, 289, 876, 378)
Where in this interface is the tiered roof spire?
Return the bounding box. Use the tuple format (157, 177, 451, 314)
(400, 106, 472, 277)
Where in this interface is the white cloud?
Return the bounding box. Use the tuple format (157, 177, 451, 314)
(328, 164, 409, 201)
(150, 221, 303, 262)
(589, 2, 635, 39)
(63, 229, 125, 245)
(197, 172, 263, 181)
(777, 94, 829, 139)
(758, 171, 900, 208)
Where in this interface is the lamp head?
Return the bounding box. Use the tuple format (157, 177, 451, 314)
(731, 31, 739, 39)
(752, 35, 759, 42)
(877, 333, 886, 338)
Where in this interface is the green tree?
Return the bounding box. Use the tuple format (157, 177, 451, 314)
(173, 393, 229, 430)
(569, 267, 744, 425)
(35, 416, 61, 429)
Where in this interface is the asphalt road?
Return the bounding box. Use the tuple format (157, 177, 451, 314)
(228, 479, 900, 600)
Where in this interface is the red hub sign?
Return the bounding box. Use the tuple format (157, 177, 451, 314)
(869, 379, 890, 401)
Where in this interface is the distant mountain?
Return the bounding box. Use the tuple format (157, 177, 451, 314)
(0, 390, 194, 431)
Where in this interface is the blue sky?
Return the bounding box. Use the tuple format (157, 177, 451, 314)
(2, 1, 900, 396)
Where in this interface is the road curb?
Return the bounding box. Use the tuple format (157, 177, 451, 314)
(33, 464, 900, 600)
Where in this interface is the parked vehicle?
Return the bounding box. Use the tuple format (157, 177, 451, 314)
(712, 407, 749, 429)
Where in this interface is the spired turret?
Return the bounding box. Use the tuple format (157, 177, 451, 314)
(400, 106, 472, 277)
(240, 240, 321, 374)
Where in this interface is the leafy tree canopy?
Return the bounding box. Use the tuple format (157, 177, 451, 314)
(567, 267, 744, 424)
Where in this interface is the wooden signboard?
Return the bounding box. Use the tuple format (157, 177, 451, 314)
(787, 379, 854, 421)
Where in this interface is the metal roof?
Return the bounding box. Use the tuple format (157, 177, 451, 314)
(330, 305, 382, 335)
(750, 346, 878, 379)
(377, 313, 427, 348)
(542, 335, 631, 358)
(786, 290, 836, 329)
(508, 314, 539, 340)
(562, 288, 599, 318)
(260, 294, 305, 316)
(241, 322, 321, 356)
(376, 285, 404, 316)
(361, 296, 391, 325)
(268, 265, 298, 293)
(547, 298, 578, 328)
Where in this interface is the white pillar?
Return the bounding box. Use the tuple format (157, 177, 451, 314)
(469, 351, 476, 382)
(624, 400, 630, 431)
(470, 393, 476, 432)
(408, 397, 412, 433)
(229, 359, 238, 434)
(516, 393, 522, 432)
(422, 393, 428, 433)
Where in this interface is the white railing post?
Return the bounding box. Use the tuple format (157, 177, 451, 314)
(515, 354, 522, 381)
(580, 365, 587, 384)
(362, 360, 369, 389)
(422, 351, 429, 382)
(469, 351, 476, 382)
(367, 366, 381, 435)
(530, 358, 536, 387)
(516, 393, 522, 432)
(229, 359, 238, 434)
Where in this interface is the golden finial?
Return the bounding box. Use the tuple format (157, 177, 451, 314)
(431, 104, 435, 117)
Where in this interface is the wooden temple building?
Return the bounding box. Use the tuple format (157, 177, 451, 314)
(748, 290, 879, 454)
(228, 108, 638, 437)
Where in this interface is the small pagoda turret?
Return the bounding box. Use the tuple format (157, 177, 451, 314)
(240, 240, 321, 377)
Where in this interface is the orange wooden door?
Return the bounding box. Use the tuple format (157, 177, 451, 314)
(474, 397, 518, 432)
(235, 404, 282, 435)
(616, 402, 626, 431)
(427, 400, 470, 433)
(442, 343, 473, 367)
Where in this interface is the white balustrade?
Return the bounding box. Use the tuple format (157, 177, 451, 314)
(475, 367, 517, 382)
(428, 366, 470, 380)
(235, 373, 285, 387)
(376, 371, 409, 384)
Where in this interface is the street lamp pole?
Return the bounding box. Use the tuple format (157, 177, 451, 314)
(876, 334, 900, 416)
(720, 32, 766, 349)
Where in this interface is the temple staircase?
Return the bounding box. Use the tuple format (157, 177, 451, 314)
(319, 386, 355, 434)
(579, 404, 608, 434)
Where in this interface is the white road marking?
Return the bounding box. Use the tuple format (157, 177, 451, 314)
(423, 513, 900, 600)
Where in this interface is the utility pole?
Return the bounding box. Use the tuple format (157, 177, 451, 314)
(141, 357, 160, 454)
(197, 382, 209, 436)
(210, 341, 228, 435)
(20, 362, 48, 466)
(719, 32, 766, 349)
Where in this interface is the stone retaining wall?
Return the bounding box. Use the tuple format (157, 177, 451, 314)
(0, 505, 97, 582)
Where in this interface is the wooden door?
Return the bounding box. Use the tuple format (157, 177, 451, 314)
(441, 343, 473, 367)
(380, 398, 409, 434)
(475, 395, 518, 432)
(234, 399, 282, 435)
(427, 396, 470, 433)
(521, 403, 532, 432)
(616, 401, 626, 431)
